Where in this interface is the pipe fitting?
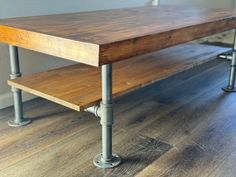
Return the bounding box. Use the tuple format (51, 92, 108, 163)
(10, 72, 22, 80)
(84, 105, 101, 117)
(84, 102, 114, 127)
(100, 102, 113, 126)
(218, 49, 233, 60)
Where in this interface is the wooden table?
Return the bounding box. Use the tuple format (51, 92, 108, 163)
(0, 5, 236, 168)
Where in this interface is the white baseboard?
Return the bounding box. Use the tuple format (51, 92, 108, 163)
(0, 92, 36, 109)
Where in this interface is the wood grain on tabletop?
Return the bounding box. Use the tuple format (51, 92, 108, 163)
(0, 6, 235, 66)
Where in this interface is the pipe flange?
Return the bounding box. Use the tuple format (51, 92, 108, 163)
(222, 86, 236, 93)
(8, 118, 32, 127)
(93, 153, 121, 168)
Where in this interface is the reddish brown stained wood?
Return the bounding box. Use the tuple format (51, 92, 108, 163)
(0, 6, 235, 66)
(7, 44, 229, 111)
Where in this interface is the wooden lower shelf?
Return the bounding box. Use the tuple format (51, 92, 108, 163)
(8, 44, 229, 111)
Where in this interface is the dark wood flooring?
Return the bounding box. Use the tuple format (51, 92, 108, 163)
(0, 58, 235, 177)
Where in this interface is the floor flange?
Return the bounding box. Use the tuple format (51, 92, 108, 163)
(222, 86, 236, 92)
(93, 153, 121, 168)
(8, 118, 32, 127)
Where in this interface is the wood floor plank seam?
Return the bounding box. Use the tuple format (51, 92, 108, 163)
(135, 79, 229, 177)
(0, 114, 100, 171)
(134, 64, 230, 175)
(206, 146, 236, 177)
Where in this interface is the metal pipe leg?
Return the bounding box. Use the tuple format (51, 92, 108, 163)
(93, 64, 121, 168)
(223, 30, 236, 92)
(8, 45, 31, 127)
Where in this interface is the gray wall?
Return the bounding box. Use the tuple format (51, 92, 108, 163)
(0, 0, 234, 109)
(0, 0, 151, 18)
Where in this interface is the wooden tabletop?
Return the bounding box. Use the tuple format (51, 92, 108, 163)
(0, 5, 236, 66)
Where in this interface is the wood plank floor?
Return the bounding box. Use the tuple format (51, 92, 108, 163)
(0, 58, 236, 177)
